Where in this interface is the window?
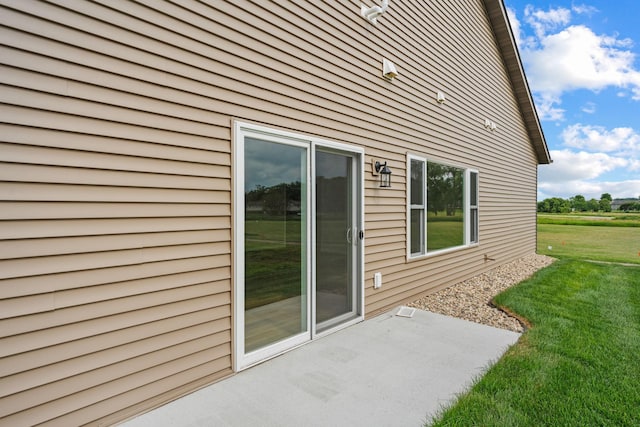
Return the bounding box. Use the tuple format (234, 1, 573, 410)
(469, 170, 479, 244)
(409, 158, 425, 255)
(408, 155, 479, 257)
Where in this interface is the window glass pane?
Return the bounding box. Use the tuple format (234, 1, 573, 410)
(244, 137, 307, 352)
(410, 209, 423, 255)
(470, 171, 478, 206)
(426, 161, 464, 251)
(410, 159, 424, 205)
(470, 208, 478, 243)
(316, 151, 355, 329)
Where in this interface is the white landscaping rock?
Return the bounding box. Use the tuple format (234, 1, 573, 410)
(408, 253, 556, 332)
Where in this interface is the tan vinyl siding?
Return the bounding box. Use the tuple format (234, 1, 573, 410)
(1, 0, 233, 423)
(0, 0, 545, 424)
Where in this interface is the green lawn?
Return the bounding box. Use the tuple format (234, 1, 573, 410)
(245, 215, 304, 309)
(427, 212, 464, 251)
(430, 259, 640, 426)
(538, 212, 640, 227)
(429, 216, 640, 425)
(537, 223, 640, 264)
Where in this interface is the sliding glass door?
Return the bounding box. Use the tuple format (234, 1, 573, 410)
(243, 138, 308, 353)
(315, 150, 358, 332)
(235, 123, 363, 370)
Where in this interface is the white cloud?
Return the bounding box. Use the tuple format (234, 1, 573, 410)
(540, 149, 629, 182)
(581, 102, 596, 114)
(538, 179, 640, 200)
(562, 124, 640, 154)
(535, 94, 565, 121)
(506, 7, 523, 47)
(538, 144, 640, 199)
(525, 25, 640, 96)
(508, 6, 640, 120)
(524, 5, 571, 39)
(571, 4, 599, 16)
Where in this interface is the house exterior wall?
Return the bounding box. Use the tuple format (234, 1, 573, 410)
(0, 1, 542, 425)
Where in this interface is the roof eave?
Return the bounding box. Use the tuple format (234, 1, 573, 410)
(483, 0, 552, 165)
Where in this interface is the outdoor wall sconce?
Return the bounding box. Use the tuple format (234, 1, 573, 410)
(382, 58, 398, 79)
(436, 91, 446, 104)
(361, 0, 389, 25)
(374, 160, 392, 188)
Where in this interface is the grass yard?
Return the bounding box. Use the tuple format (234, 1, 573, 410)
(245, 215, 304, 309)
(430, 259, 640, 426)
(538, 223, 640, 264)
(538, 212, 640, 227)
(427, 212, 464, 251)
(429, 214, 640, 425)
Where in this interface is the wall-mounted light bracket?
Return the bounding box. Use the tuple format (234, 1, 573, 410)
(373, 160, 392, 188)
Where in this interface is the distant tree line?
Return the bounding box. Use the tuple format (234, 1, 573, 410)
(537, 193, 619, 213)
(618, 201, 640, 212)
(426, 163, 463, 216)
(246, 182, 301, 216)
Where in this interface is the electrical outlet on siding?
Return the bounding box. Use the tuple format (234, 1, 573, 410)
(373, 272, 382, 289)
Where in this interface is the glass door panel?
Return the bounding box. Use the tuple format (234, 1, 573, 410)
(315, 150, 356, 332)
(244, 137, 308, 353)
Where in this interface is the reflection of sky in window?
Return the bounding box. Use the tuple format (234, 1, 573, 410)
(245, 138, 305, 191)
(316, 151, 347, 179)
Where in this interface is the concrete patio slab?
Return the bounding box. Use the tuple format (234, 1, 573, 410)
(121, 308, 520, 427)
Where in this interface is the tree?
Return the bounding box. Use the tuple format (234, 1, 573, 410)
(599, 198, 612, 212)
(600, 193, 612, 202)
(537, 200, 550, 213)
(537, 197, 571, 213)
(571, 194, 587, 212)
(426, 163, 463, 216)
(620, 202, 640, 212)
(586, 198, 599, 212)
(551, 197, 571, 213)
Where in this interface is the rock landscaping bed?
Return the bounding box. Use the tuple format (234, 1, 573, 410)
(408, 253, 555, 332)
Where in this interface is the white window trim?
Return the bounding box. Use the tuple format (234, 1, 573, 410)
(467, 169, 479, 245)
(406, 154, 479, 260)
(407, 154, 427, 257)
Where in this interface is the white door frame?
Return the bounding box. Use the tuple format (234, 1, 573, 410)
(311, 143, 364, 339)
(233, 121, 364, 371)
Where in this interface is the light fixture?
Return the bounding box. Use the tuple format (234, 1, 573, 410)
(436, 91, 446, 104)
(374, 161, 392, 188)
(382, 58, 398, 79)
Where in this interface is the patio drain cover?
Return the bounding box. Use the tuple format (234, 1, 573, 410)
(396, 306, 416, 318)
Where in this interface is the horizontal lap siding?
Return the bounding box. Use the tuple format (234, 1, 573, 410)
(358, 0, 539, 315)
(0, 0, 539, 424)
(0, 0, 234, 425)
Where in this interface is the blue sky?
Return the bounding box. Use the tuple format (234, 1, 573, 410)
(505, 1, 640, 201)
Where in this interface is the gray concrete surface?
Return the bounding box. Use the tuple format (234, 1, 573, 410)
(121, 308, 520, 427)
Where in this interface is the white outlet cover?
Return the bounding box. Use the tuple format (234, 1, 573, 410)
(373, 272, 382, 289)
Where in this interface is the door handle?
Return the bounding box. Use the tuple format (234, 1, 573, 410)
(346, 227, 352, 244)
(358, 230, 364, 240)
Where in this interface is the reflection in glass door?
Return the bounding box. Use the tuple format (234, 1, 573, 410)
(235, 123, 362, 369)
(243, 138, 308, 353)
(315, 150, 357, 332)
